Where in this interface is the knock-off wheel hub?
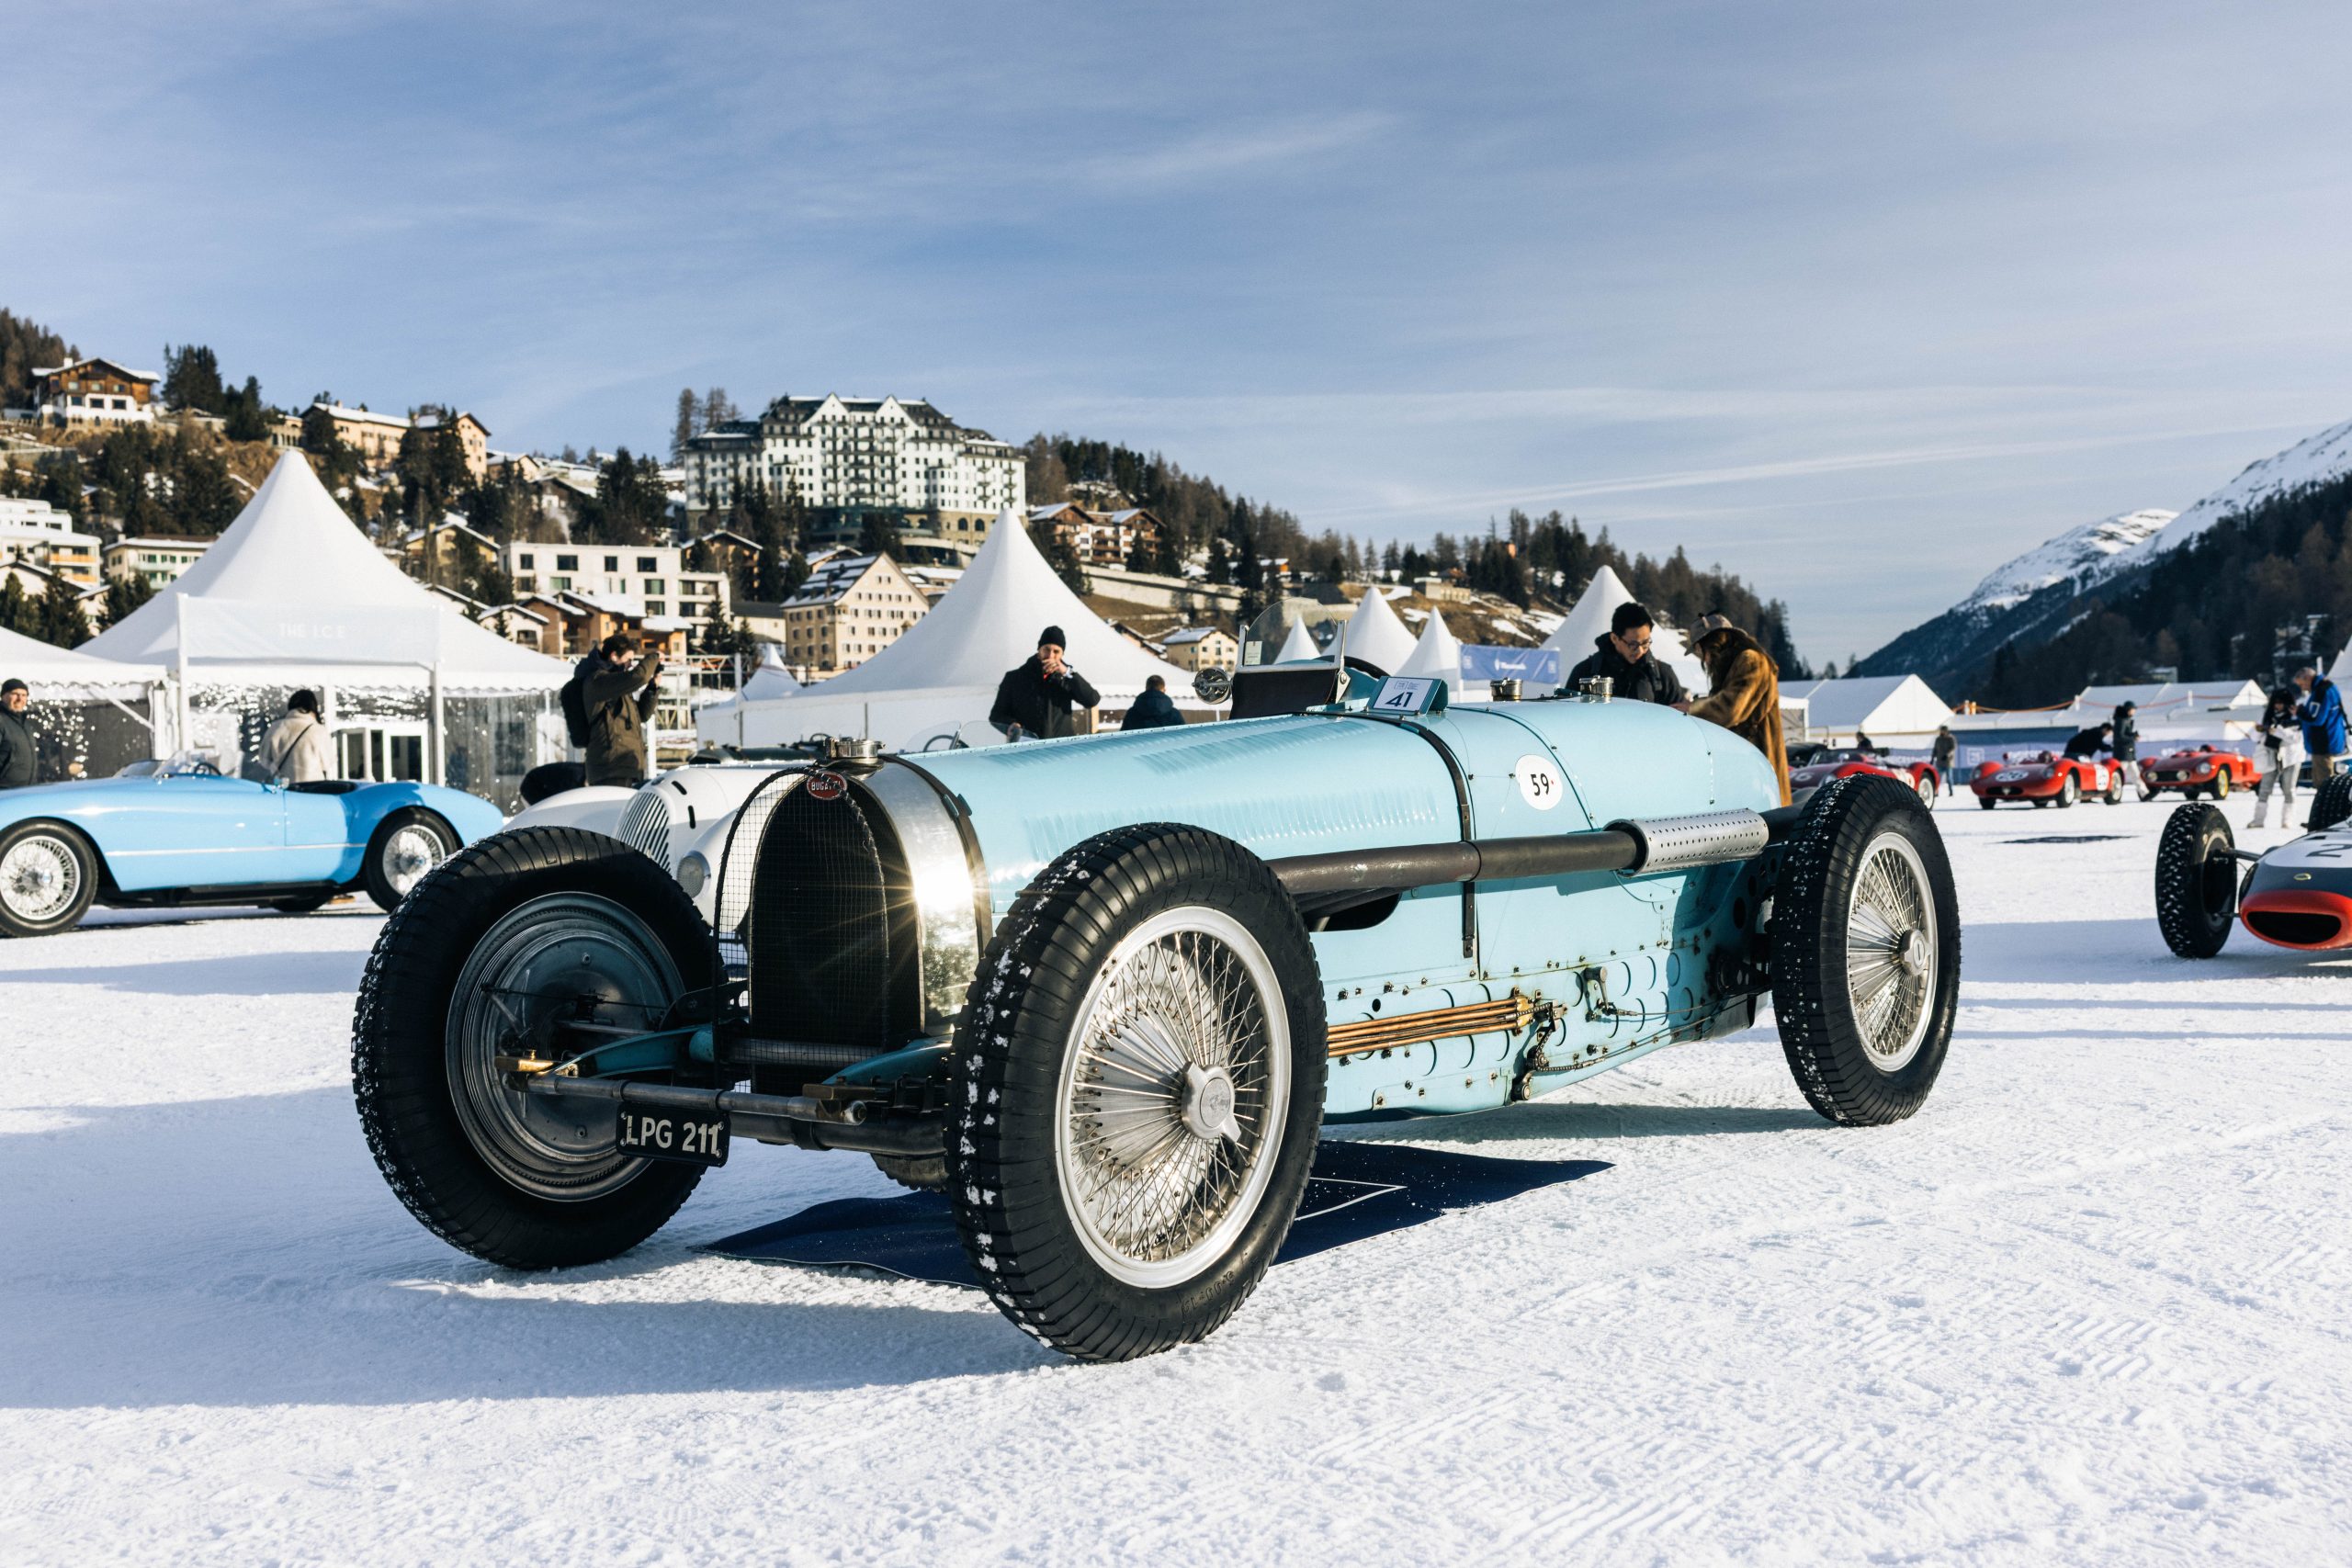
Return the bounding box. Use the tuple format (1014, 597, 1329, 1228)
(1896, 928, 1929, 976)
(1181, 1062, 1243, 1143)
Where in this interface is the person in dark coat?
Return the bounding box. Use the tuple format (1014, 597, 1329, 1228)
(2109, 701, 2138, 772)
(1563, 602, 1689, 709)
(990, 626, 1100, 740)
(2062, 722, 2112, 760)
(1120, 674, 1184, 731)
(1931, 724, 1957, 795)
(0, 679, 35, 790)
(579, 633, 662, 786)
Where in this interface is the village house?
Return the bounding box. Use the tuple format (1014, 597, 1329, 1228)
(775, 552, 926, 673)
(311, 404, 493, 479)
(28, 357, 158, 427)
(101, 536, 212, 589)
(503, 539, 730, 647)
(1027, 502, 1167, 567)
(1159, 625, 1239, 672)
(0, 497, 102, 586)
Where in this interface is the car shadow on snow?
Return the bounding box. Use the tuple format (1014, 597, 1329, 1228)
(0, 1087, 1046, 1410)
(6, 948, 368, 996)
(1345, 1100, 1824, 1145)
(1962, 917, 2341, 983)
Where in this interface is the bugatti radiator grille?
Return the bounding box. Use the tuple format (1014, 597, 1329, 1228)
(618, 787, 672, 865)
(745, 781, 915, 1054)
(712, 770, 804, 978)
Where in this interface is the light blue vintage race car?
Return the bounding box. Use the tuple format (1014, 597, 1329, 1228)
(0, 753, 504, 937)
(353, 665, 1961, 1361)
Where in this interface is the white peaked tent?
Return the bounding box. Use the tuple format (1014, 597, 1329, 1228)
(0, 626, 166, 779)
(1396, 605, 1464, 686)
(1783, 675, 1952, 743)
(1340, 585, 1419, 673)
(1272, 618, 1322, 663)
(0, 625, 162, 696)
(82, 451, 570, 798)
(1539, 565, 1708, 694)
(707, 508, 1205, 750)
(741, 644, 803, 701)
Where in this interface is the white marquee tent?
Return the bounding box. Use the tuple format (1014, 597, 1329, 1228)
(82, 452, 571, 799)
(1783, 674, 1953, 743)
(1339, 585, 1419, 673)
(707, 508, 1207, 750)
(1538, 565, 1708, 694)
(0, 626, 166, 780)
(1272, 618, 1321, 663)
(1396, 605, 1464, 687)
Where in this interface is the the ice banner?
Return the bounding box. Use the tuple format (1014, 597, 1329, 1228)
(177, 598, 446, 668)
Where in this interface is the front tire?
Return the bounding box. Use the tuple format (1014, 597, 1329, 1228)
(2059, 776, 2080, 807)
(2154, 804, 2236, 958)
(365, 807, 458, 912)
(1978, 795, 1997, 810)
(1915, 773, 1937, 810)
(0, 820, 98, 938)
(2310, 772, 2352, 831)
(352, 826, 711, 1269)
(949, 824, 1326, 1361)
(2211, 772, 2231, 800)
(1770, 775, 1961, 1126)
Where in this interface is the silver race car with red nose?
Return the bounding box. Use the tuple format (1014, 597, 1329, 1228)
(2154, 776, 2352, 956)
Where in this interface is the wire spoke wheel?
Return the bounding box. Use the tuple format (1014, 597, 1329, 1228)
(1842, 834, 1935, 1071)
(1, 832, 81, 924)
(445, 892, 681, 1201)
(1057, 908, 1291, 1289)
(384, 824, 448, 896)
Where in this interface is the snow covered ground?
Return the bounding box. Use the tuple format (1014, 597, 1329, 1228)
(3, 796, 2346, 1565)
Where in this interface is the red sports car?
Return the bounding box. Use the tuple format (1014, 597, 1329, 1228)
(2138, 746, 2259, 801)
(1790, 749, 1939, 810)
(1970, 751, 2118, 809)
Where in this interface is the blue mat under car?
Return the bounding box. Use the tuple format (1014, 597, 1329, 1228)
(706, 1140, 1610, 1288)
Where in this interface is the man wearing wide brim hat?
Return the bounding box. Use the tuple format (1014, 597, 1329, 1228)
(1686, 614, 1791, 807)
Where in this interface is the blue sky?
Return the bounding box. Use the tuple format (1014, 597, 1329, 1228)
(11, 1, 2352, 661)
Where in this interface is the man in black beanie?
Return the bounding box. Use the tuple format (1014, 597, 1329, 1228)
(989, 625, 1100, 740)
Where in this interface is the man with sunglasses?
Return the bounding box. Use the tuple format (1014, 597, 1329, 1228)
(1562, 601, 1690, 711)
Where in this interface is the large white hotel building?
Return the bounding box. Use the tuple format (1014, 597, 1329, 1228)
(681, 393, 1024, 547)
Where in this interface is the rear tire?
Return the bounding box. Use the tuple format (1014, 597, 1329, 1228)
(871, 1154, 948, 1192)
(1770, 775, 1960, 1126)
(365, 808, 458, 913)
(2310, 773, 2352, 832)
(2154, 804, 2236, 958)
(352, 826, 711, 1269)
(0, 820, 98, 938)
(949, 824, 1326, 1361)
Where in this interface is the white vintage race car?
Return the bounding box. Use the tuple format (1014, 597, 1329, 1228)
(502, 755, 790, 921)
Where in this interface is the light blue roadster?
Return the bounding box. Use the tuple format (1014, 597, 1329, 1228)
(0, 754, 504, 937)
(353, 664, 1961, 1361)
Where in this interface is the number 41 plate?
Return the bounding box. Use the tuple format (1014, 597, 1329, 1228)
(617, 1105, 730, 1168)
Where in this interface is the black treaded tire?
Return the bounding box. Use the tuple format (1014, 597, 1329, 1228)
(1978, 795, 1996, 810)
(948, 823, 1327, 1362)
(1770, 774, 1961, 1126)
(2154, 803, 2236, 958)
(2309, 772, 2352, 832)
(0, 819, 100, 938)
(272, 891, 335, 914)
(872, 1154, 948, 1192)
(363, 807, 458, 913)
(352, 826, 709, 1269)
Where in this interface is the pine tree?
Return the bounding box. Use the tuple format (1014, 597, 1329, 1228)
(161, 344, 226, 414)
(101, 571, 156, 630)
(33, 572, 88, 647)
(0, 573, 29, 636)
(672, 388, 699, 460)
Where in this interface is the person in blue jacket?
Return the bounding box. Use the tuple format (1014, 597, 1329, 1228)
(2296, 664, 2346, 784)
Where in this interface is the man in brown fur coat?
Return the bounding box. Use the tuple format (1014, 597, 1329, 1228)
(1688, 614, 1792, 807)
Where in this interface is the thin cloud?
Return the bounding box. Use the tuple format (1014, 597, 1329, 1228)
(1085, 113, 1390, 186)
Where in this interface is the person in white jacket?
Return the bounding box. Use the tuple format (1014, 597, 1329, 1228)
(257, 690, 335, 784)
(2250, 687, 2306, 829)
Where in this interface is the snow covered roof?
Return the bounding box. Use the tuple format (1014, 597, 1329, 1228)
(1337, 583, 1419, 673)
(82, 451, 569, 692)
(1785, 674, 1953, 735)
(798, 508, 1195, 699)
(34, 357, 160, 383)
(0, 624, 163, 695)
(784, 554, 887, 607)
(1162, 626, 1229, 648)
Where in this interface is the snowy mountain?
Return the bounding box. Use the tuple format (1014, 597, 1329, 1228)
(1957, 508, 2176, 615)
(1859, 416, 2352, 694)
(1851, 509, 2174, 689)
(2123, 416, 2352, 563)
